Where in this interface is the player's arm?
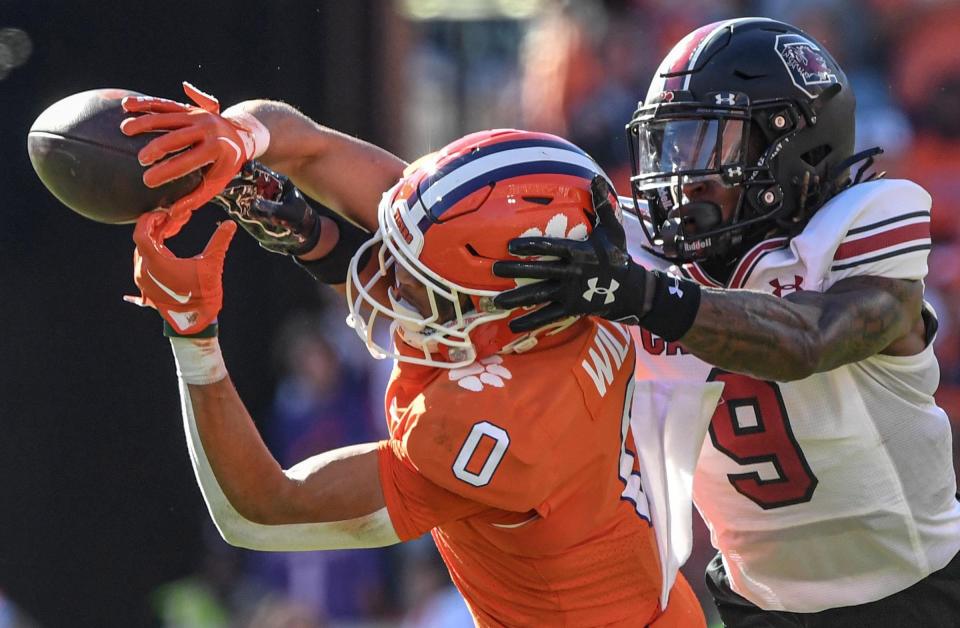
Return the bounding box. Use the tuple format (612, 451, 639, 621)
(175, 349, 398, 550)
(671, 276, 924, 381)
(127, 209, 399, 549)
(179, 350, 497, 548)
(493, 178, 926, 382)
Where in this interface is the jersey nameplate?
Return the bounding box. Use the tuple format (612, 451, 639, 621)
(581, 323, 631, 397)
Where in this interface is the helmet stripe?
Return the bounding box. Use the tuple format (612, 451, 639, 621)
(649, 17, 778, 96)
(415, 145, 602, 227)
(424, 160, 600, 229)
(663, 21, 726, 86)
(421, 137, 591, 191)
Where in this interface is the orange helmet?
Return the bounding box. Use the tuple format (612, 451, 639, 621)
(347, 129, 615, 368)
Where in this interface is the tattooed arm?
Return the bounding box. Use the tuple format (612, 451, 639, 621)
(679, 275, 926, 381)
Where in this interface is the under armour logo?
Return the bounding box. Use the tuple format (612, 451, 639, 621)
(715, 92, 736, 106)
(769, 275, 804, 297)
(725, 166, 743, 178)
(583, 277, 619, 304)
(668, 276, 684, 298)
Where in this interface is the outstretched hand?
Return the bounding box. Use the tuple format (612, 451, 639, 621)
(493, 176, 651, 332)
(121, 82, 268, 236)
(127, 210, 237, 335)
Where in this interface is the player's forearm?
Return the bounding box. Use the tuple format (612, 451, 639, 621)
(678, 289, 823, 381)
(679, 277, 919, 381)
(182, 374, 294, 523)
(224, 100, 406, 231)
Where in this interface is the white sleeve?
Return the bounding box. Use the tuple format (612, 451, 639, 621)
(171, 340, 401, 551)
(826, 180, 932, 283)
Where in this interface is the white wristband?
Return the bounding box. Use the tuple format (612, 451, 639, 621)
(170, 337, 228, 385)
(222, 108, 271, 159)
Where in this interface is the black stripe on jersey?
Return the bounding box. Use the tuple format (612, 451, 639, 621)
(830, 243, 931, 271)
(845, 211, 930, 237)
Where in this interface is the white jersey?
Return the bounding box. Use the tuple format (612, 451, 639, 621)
(623, 179, 960, 612)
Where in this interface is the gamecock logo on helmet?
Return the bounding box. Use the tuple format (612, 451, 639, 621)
(775, 33, 838, 98)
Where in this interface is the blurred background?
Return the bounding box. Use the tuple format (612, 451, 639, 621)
(3, 0, 960, 626)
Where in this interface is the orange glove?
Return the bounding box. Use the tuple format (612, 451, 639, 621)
(120, 82, 270, 235)
(126, 210, 237, 335)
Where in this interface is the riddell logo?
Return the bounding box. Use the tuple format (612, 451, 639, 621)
(393, 207, 414, 244)
(769, 275, 804, 297)
(682, 238, 711, 252)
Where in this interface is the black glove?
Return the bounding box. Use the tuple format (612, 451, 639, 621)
(493, 176, 652, 332)
(212, 161, 320, 256)
(493, 176, 702, 340)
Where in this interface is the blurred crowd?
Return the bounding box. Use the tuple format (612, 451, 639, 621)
(116, 1, 960, 626)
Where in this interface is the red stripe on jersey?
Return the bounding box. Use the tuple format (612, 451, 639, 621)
(834, 222, 930, 260)
(729, 238, 789, 289)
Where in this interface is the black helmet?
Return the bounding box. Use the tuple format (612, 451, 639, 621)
(627, 18, 876, 264)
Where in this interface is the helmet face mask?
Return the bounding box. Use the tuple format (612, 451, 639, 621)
(347, 188, 506, 369)
(346, 129, 609, 369)
(627, 18, 857, 266)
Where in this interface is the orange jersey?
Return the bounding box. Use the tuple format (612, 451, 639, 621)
(377, 319, 669, 626)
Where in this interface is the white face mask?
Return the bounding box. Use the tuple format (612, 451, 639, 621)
(386, 288, 443, 354)
(345, 188, 510, 369)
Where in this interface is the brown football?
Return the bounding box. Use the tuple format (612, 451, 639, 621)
(27, 88, 202, 224)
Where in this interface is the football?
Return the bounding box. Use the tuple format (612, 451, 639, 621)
(27, 88, 202, 224)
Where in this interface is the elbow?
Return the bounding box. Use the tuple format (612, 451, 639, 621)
(234, 503, 279, 526)
(230, 494, 291, 527)
(217, 524, 256, 550)
(208, 505, 282, 551)
(213, 478, 299, 528)
(207, 508, 264, 550)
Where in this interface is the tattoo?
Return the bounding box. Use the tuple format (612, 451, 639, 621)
(678, 276, 923, 381)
